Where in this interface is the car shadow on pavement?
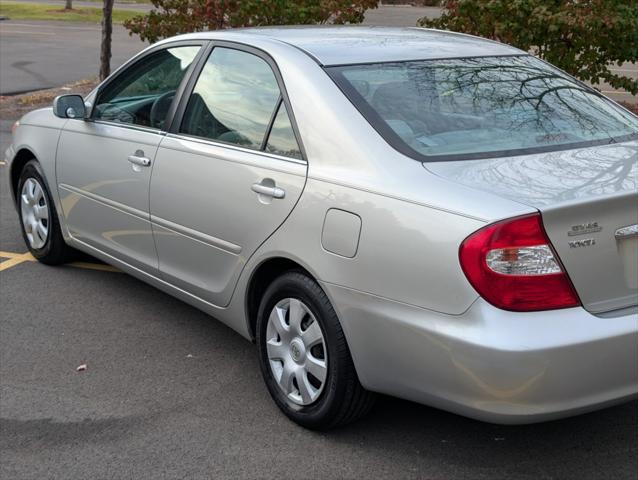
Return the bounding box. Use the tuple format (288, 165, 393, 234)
(331, 394, 637, 477)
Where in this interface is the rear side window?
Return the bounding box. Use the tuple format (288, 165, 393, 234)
(328, 55, 638, 161)
(265, 102, 302, 159)
(94, 46, 200, 129)
(180, 47, 302, 159)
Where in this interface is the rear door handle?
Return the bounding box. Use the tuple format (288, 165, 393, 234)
(128, 151, 151, 167)
(251, 182, 285, 199)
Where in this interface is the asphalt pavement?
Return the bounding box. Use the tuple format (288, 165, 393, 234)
(0, 21, 146, 95)
(0, 4, 439, 95)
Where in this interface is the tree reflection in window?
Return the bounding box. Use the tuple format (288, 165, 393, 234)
(331, 56, 638, 160)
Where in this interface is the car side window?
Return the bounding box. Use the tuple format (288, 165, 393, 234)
(180, 47, 301, 158)
(265, 102, 302, 159)
(93, 46, 200, 129)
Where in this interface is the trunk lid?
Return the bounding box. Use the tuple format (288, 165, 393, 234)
(425, 141, 638, 314)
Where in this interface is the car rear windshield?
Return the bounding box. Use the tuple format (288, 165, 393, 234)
(327, 55, 638, 161)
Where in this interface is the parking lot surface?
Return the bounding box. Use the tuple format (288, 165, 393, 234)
(0, 21, 146, 95)
(1, 124, 638, 479)
(0, 5, 438, 95)
(1, 5, 636, 101)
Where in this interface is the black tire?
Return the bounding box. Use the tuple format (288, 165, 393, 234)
(256, 271, 376, 430)
(16, 160, 73, 265)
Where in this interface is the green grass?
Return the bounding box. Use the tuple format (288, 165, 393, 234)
(0, 2, 139, 23)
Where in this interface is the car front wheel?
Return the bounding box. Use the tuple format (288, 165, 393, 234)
(17, 160, 72, 264)
(256, 271, 375, 430)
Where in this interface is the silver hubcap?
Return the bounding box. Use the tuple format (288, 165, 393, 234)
(20, 178, 49, 249)
(266, 298, 328, 406)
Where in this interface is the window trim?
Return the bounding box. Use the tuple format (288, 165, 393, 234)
(326, 55, 638, 163)
(261, 95, 283, 151)
(168, 40, 307, 163)
(163, 132, 307, 167)
(90, 40, 208, 134)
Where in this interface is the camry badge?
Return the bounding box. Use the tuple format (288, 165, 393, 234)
(568, 222, 602, 236)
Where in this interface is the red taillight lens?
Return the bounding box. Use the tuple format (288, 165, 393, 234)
(459, 213, 580, 312)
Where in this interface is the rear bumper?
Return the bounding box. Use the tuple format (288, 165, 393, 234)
(323, 283, 638, 424)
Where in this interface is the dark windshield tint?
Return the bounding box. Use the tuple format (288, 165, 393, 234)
(328, 56, 638, 161)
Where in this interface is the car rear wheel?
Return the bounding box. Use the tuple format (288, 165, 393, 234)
(256, 271, 376, 429)
(17, 160, 72, 265)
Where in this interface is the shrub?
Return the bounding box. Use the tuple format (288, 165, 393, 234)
(418, 0, 638, 95)
(125, 0, 379, 43)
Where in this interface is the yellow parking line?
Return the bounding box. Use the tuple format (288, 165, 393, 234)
(0, 252, 35, 271)
(0, 251, 120, 273)
(0, 251, 35, 260)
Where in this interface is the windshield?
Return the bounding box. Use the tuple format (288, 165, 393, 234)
(327, 55, 638, 161)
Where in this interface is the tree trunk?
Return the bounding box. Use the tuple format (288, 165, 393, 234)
(65, 0, 72, 10)
(99, 0, 115, 81)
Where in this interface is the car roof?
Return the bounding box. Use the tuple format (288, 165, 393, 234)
(171, 26, 524, 66)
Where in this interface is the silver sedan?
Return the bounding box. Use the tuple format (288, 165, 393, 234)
(6, 27, 638, 429)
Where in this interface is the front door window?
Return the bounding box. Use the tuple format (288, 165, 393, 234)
(94, 46, 200, 130)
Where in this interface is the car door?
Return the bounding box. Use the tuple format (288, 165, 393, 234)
(56, 43, 203, 274)
(150, 44, 307, 306)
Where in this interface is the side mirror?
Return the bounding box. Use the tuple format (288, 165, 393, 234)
(53, 94, 87, 119)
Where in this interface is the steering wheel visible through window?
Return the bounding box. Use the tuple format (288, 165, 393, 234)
(93, 46, 201, 129)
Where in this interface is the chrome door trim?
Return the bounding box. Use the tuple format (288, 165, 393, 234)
(615, 224, 638, 239)
(89, 120, 164, 136)
(164, 133, 307, 167)
(150, 214, 242, 255)
(59, 183, 149, 220)
(62, 120, 165, 147)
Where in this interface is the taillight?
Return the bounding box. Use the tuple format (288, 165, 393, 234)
(459, 213, 580, 312)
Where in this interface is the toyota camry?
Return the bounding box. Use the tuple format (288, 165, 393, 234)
(6, 27, 638, 429)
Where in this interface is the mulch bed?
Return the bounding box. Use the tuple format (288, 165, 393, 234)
(0, 78, 99, 122)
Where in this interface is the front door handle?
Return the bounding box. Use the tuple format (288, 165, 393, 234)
(128, 151, 151, 167)
(251, 181, 285, 199)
